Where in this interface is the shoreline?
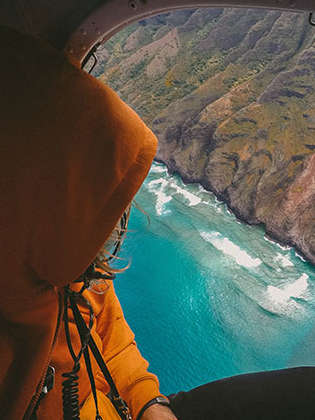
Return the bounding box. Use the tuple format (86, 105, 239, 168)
(154, 157, 314, 267)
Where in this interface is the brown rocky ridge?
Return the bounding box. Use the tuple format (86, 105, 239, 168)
(96, 8, 315, 265)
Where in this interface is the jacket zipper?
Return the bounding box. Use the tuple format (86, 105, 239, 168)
(23, 290, 63, 420)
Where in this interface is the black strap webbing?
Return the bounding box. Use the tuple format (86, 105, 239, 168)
(70, 295, 102, 420)
(82, 348, 102, 420)
(69, 294, 132, 420)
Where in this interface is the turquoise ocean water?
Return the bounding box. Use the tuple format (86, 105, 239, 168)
(115, 162, 315, 396)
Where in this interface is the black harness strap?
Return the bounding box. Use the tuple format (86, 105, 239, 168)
(69, 293, 132, 420)
(82, 347, 103, 420)
(69, 292, 102, 420)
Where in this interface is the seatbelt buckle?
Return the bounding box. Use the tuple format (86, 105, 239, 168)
(41, 365, 55, 396)
(111, 395, 132, 420)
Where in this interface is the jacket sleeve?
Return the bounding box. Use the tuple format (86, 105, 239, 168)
(88, 282, 164, 419)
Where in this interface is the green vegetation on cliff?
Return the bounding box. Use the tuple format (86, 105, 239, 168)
(95, 8, 315, 264)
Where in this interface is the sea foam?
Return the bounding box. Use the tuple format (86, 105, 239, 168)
(151, 164, 168, 174)
(274, 253, 294, 268)
(199, 231, 262, 268)
(267, 274, 309, 305)
(263, 235, 290, 251)
(147, 179, 171, 216)
(170, 182, 201, 206)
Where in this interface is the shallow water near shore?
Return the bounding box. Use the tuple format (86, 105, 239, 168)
(115, 162, 315, 395)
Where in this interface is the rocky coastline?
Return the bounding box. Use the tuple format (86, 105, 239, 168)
(99, 7, 315, 265)
(154, 156, 314, 265)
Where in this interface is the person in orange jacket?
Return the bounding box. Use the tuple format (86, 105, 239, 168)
(2, 23, 315, 420)
(0, 25, 177, 420)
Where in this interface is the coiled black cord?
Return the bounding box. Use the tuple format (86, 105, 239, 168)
(63, 283, 131, 420)
(62, 363, 80, 420)
(62, 286, 94, 420)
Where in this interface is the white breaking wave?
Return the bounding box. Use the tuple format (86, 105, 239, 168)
(263, 235, 290, 251)
(267, 274, 309, 305)
(295, 251, 306, 262)
(169, 182, 201, 206)
(274, 253, 294, 268)
(150, 164, 168, 174)
(199, 198, 223, 213)
(147, 179, 172, 216)
(146, 173, 202, 215)
(212, 205, 223, 213)
(199, 231, 262, 268)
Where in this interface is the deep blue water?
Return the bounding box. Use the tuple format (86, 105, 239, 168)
(115, 162, 315, 395)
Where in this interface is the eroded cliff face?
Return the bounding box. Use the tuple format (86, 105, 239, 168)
(98, 8, 315, 264)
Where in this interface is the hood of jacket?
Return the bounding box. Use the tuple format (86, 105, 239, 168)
(0, 25, 157, 295)
(0, 25, 157, 418)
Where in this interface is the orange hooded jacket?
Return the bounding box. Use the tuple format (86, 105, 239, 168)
(0, 26, 162, 419)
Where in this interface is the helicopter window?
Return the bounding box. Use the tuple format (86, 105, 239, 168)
(90, 8, 315, 394)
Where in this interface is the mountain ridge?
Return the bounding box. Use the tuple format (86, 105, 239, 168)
(96, 8, 315, 264)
